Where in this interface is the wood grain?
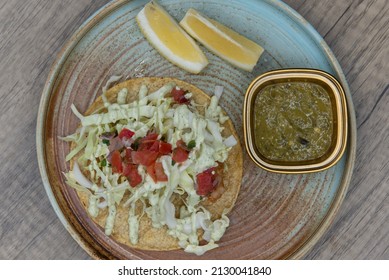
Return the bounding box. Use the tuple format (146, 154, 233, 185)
(0, 0, 387, 259)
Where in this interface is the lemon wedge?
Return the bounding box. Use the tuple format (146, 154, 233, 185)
(180, 8, 264, 72)
(136, 1, 208, 74)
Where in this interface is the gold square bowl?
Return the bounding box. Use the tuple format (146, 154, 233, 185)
(243, 69, 348, 174)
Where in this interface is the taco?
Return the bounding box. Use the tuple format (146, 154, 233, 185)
(62, 77, 243, 255)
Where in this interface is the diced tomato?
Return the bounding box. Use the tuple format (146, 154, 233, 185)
(146, 162, 167, 183)
(146, 164, 157, 183)
(196, 164, 223, 196)
(123, 164, 142, 187)
(138, 140, 153, 151)
(138, 133, 159, 151)
(196, 172, 214, 196)
(172, 140, 189, 163)
(131, 150, 159, 166)
(139, 138, 172, 155)
(149, 140, 160, 152)
(176, 139, 188, 150)
(159, 141, 172, 155)
(143, 133, 159, 141)
(138, 140, 151, 151)
(122, 163, 131, 176)
(154, 162, 168, 181)
(118, 128, 135, 140)
(110, 150, 123, 173)
(124, 148, 134, 163)
(172, 147, 189, 163)
(130, 151, 141, 164)
(171, 87, 189, 104)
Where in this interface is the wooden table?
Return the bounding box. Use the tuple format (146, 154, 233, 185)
(0, 0, 387, 259)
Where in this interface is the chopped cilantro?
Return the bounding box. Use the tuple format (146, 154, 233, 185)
(187, 140, 196, 149)
(132, 137, 142, 150)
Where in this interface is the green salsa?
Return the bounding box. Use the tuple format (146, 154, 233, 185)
(254, 82, 333, 162)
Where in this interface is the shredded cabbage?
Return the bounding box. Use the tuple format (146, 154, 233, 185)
(62, 79, 237, 255)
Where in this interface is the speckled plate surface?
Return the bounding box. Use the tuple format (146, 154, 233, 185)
(37, 0, 356, 259)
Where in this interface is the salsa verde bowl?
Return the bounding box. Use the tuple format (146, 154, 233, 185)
(244, 69, 348, 174)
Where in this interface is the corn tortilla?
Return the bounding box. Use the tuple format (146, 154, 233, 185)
(72, 77, 243, 250)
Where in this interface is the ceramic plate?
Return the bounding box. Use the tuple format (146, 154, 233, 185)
(37, 0, 356, 259)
